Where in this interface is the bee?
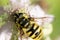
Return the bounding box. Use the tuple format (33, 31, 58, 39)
(11, 9, 43, 40)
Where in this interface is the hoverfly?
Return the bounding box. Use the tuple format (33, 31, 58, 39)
(9, 8, 43, 40)
(0, 0, 54, 40)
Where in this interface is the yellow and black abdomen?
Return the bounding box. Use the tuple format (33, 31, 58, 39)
(13, 13, 43, 40)
(26, 21, 43, 40)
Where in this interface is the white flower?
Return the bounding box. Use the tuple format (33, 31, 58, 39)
(0, 31, 12, 40)
(9, 0, 30, 10)
(0, 0, 54, 40)
(45, 36, 51, 40)
(27, 5, 46, 17)
(42, 23, 53, 36)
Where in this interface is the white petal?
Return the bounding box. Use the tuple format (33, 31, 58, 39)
(43, 23, 53, 36)
(27, 5, 45, 17)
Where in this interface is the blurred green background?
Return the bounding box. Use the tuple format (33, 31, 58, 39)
(47, 0, 60, 40)
(0, 0, 60, 40)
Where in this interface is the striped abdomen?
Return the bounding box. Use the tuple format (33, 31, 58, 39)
(13, 13, 43, 40)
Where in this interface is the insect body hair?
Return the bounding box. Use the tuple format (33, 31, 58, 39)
(13, 12, 43, 40)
